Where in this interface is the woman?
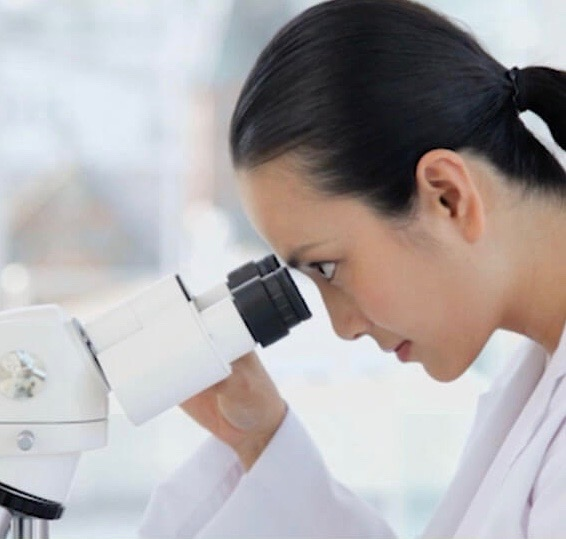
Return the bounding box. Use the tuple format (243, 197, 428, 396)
(140, 0, 566, 537)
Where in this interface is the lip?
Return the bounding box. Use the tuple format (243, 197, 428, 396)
(394, 340, 412, 362)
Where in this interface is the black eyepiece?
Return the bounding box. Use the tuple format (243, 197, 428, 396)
(256, 254, 281, 277)
(231, 267, 311, 347)
(227, 254, 280, 290)
(263, 268, 311, 329)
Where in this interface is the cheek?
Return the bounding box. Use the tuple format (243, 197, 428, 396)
(420, 328, 491, 381)
(408, 280, 496, 380)
(346, 250, 460, 338)
(343, 262, 404, 329)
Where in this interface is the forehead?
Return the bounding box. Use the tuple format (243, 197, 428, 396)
(237, 156, 351, 246)
(238, 156, 316, 219)
(236, 155, 395, 264)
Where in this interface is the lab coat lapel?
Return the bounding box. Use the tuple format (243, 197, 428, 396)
(422, 340, 546, 539)
(454, 328, 566, 538)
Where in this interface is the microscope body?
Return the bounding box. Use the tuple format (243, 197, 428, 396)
(0, 305, 108, 506)
(0, 257, 311, 536)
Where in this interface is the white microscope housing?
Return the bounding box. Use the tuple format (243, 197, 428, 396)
(0, 255, 310, 534)
(0, 306, 108, 510)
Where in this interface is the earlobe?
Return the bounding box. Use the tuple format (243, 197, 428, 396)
(415, 149, 485, 243)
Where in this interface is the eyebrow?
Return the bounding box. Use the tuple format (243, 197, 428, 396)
(286, 241, 328, 268)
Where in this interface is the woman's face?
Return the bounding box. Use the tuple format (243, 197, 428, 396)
(237, 154, 501, 381)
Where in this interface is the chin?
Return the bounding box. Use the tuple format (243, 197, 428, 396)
(420, 332, 494, 383)
(421, 358, 469, 383)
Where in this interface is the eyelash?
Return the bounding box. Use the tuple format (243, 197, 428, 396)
(308, 261, 337, 281)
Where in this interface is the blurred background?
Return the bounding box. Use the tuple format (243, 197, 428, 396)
(0, 0, 563, 537)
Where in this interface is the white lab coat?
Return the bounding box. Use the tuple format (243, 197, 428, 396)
(139, 322, 566, 538)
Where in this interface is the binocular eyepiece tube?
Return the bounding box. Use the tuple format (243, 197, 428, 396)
(84, 254, 311, 425)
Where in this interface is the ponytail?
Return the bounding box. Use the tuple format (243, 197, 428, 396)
(509, 66, 566, 151)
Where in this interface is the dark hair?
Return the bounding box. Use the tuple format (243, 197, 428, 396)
(230, 0, 566, 217)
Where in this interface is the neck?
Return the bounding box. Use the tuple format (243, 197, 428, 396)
(501, 195, 566, 356)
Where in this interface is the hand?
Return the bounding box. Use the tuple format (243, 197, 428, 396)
(179, 351, 287, 470)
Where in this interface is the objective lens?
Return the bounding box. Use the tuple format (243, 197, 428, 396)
(226, 254, 280, 290)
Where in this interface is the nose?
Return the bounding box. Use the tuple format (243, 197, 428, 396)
(319, 285, 372, 341)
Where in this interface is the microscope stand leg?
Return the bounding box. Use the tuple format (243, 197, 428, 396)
(0, 509, 10, 539)
(11, 516, 48, 539)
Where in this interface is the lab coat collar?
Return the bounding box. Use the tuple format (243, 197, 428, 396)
(550, 319, 566, 372)
(424, 322, 566, 538)
(452, 322, 566, 537)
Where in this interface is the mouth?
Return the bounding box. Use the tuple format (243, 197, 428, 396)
(394, 340, 412, 362)
(382, 341, 407, 353)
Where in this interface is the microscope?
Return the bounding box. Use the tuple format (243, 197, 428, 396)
(0, 255, 311, 538)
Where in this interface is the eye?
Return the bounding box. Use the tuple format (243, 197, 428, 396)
(309, 261, 337, 281)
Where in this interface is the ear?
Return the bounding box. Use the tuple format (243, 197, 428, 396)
(414, 149, 485, 243)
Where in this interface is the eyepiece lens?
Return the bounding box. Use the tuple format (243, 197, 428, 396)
(227, 254, 281, 290)
(263, 268, 311, 329)
(230, 267, 311, 347)
(256, 254, 280, 276)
